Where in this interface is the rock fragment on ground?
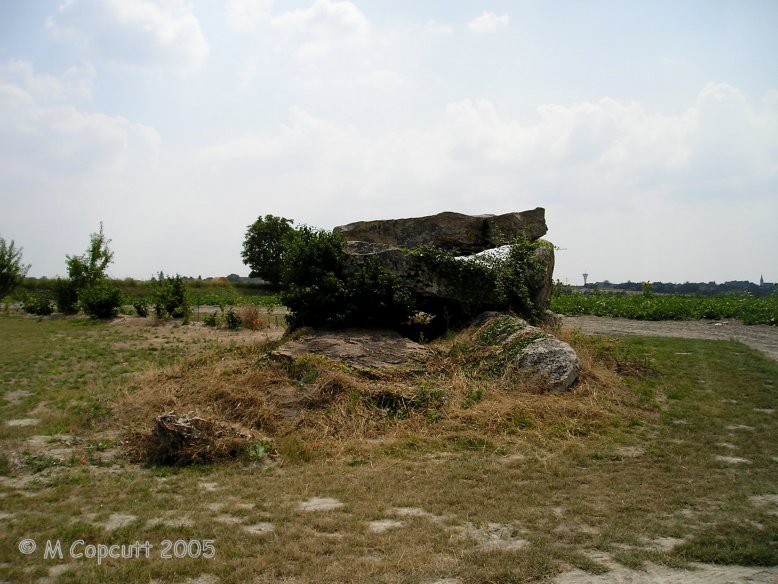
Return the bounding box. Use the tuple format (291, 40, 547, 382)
(299, 497, 345, 512)
(470, 313, 580, 391)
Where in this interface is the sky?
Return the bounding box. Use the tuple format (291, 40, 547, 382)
(0, 0, 776, 286)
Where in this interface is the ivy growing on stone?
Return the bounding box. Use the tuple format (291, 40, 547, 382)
(279, 225, 546, 336)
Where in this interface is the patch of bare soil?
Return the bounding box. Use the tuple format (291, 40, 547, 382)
(109, 315, 286, 349)
(562, 316, 778, 362)
(553, 562, 778, 583)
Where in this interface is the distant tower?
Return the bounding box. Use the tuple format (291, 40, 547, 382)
(760, 275, 764, 286)
(582, 273, 589, 286)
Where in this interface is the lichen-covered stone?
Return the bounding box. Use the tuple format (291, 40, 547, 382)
(334, 208, 548, 255)
(472, 313, 580, 392)
(516, 336, 580, 392)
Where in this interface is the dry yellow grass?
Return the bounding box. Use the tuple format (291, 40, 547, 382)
(119, 322, 651, 464)
(3, 315, 777, 583)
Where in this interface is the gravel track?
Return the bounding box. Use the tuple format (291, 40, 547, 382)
(561, 316, 778, 363)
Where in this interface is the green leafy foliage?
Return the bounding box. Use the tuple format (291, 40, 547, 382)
(78, 280, 123, 319)
(242, 215, 295, 286)
(66, 223, 114, 290)
(494, 236, 546, 322)
(0, 236, 29, 300)
(280, 226, 415, 330)
(63, 223, 123, 319)
(54, 278, 79, 314)
(408, 235, 546, 325)
(280, 226, 348, 329)
(279, 226, 546, 333)
(203, 311, 220, 327)
(341, 258, 415, 328)
(551, 290, 778, 325)
(225, 307, 241, 329)
(132, 298, 149, 317)
(152, 273, 191, 320)
(22, 292, 54, 315)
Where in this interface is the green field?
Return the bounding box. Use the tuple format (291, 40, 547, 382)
(1, 315, 777, 583)
(16, 277, 281, 311)
(551, 291, 778, 325)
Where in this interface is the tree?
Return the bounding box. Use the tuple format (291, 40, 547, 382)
(66, 223, 122, 319)
(0, 236, 30, 299)
(66, 222, 114, 289)
(241, 215, 295, 286)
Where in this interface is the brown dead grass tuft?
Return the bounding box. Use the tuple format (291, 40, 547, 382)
(116, 324, 650, 463)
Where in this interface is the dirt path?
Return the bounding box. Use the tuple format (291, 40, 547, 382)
(553, 562, 778, 584)
(562, 316, 778, 363)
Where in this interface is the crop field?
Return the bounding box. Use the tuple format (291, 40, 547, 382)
(551, 292, 778, 326)
(1, 314, 777, 583)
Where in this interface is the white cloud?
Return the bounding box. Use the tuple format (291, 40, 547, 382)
(0, 60, 95, 103)
(47, 0, 209, 71)
(270, 0, 369, 58)
(0, 58, 164, 277)
(688, 82, 778, 193)
(468, 11, 509, 34)
(0, 59, 159, 178)
(424, 19, 455, 36)
(226, 0, 275, 31)
(359, 69, 406, 90)
(191, 85, 777, 281)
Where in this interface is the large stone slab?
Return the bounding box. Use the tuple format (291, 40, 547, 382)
(271, 329, 431, 369)
(334, 208, 547, 255)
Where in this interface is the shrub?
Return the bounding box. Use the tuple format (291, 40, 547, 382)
(153, 273, 190, 320)
(340, 258, 415, 329)
(54, 278, 79, 314)
(132, 298, 149, 317)
(407, 235, 545, 326)
(279, 227, 415, 331)
(279, 226, 545, 334)
(493, 236, 546, 323)
(79, 280, 123, 319)
(225, 308, 242, 330)
(61, 223, 121, 318)
(22, 292, 54, 315)
(280, 226, 349, 329)
(203, 311, 220, 327)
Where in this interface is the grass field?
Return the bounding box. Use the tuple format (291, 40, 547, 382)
(1, 314, 777, 583)
(551, 292, 778, 325)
